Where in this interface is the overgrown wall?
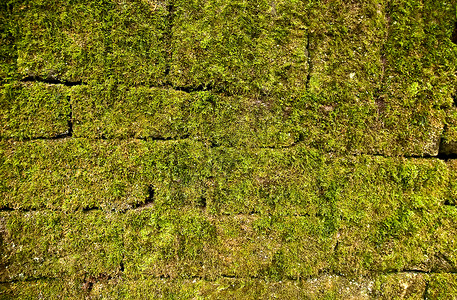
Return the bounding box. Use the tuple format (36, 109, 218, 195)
(2, 0, 457, 298)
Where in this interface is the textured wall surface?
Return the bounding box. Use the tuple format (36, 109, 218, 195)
(2, 0, 457, 298)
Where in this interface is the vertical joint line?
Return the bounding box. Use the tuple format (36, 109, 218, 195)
(380, 3, 391, 84)
(375, 3, 391, 115)
(306, 30, 312, 90)
(452, 14, 457, 107)
(164, 0, 175, 78)
(120, 254, 125, 273)
(422, 278, 429, 300)
(68, 95, 73, 137)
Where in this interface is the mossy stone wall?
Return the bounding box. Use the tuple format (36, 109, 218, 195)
(2, 0, 457, 298)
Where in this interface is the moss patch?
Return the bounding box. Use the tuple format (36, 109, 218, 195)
(0, 82, 71, 139)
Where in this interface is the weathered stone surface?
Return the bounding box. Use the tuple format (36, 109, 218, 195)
(1, 0, 457, 297)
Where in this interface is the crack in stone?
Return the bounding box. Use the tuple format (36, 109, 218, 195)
(443, 200, 455, 206)
(375, 3, 392, 115)
(171, 84, 214, 93)
(423, 278, 429, 300)
(82, 273, 117, 294)
(0, 206, 38, 212)
(164, 0, 175, 78)
(20, 76, 85, 86)
(138, 133, 190, 142)
(356, 151, 457, 161)
(120, 256, 125, 273)
(81, 185, 155, 212)
(305, 30, 312, 91)
(437, 132, 457, 160)
(131, 185, 155, 210)
(451, 21, 457, 45)
(0, 276, 51, 285)
(452, 94, 457, 107)
(67, 99, 73, 137)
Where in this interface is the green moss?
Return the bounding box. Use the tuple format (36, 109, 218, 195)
(206, 146, 449, 215)
(9, 0, 168, 85)
(165, 0, 455, 156)
(171, 0, 310, 97)
(447, 160, 457, 206)
(206, 146, 323, 215)
(123, 208, 333, 279)
(442, 108, 457, 148)
(203, 146, 455, 275)
(0, 211, 124, 282)
(386, 0, 457, 110)
(70, 81, 447, 155)
(2, 0, 457, 296)
(427, 274, 457, 299)
(0, 82, 71, 139)
(0, 138, 454, 278)
(0, 3, 18, 83)
(142, 140, 211, 208)
(371, 273, 427, 299)
(331, 157, 454, 275)
(71, 81, 297, 147)
(307, 1, 386, 103)
(0, 280, 85, 299)
(123, 208, 217, 278)
(0, 139, 211, 211)
(72, 83, 192, 139)
(1, 139, 456, 279)
(0, 139, 149, 211)
(377, 0, 457, 156)
(0, 274, 431, 299)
